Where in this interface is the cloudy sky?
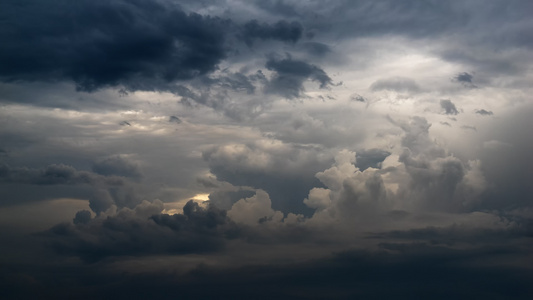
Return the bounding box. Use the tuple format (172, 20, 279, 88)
(1, 0, 532, 298)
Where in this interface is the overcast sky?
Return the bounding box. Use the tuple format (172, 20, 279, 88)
(1, 1, 532, 299)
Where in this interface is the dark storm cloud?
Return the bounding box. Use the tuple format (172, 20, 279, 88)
(0, 0, 229, 92)
(475, 109, 493, 116)
(370, 77, 420, 93)
(4, 243, 532, 299)
(440, 99, 459, 115)
(45, 200, 240, 263)
(265, 56, 332, 98)
(242, 20, 303, 46)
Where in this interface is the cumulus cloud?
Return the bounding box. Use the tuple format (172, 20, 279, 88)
(228, 190, 284, 225)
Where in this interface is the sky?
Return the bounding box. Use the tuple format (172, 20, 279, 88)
(1, 0, 532, 299)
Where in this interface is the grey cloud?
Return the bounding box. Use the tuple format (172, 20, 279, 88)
(88, 189, 114, 214)
(242, 20, 303, 46)
(0, 163, 124, 187)
(350, 94, 366, 102)
(0, 163, 149, 211)
(396, 118, 486, 212)
(208, 189, 256, 211)
(475, 109, 493, 116)
(300, 42, 332, 57)
(265, 56, 332, 98)
(92, 156, 143, 179)
(254, 0, 300, 17)
(203, 142, 331, 214)
(454, 72, 474, 84)
(372, 222, 531, 247)
(217, 71, 257, 94)
(453, 72, 478, 88)
(370, 77, 420, 93)
(440, 99, 459, 115)
(72, 210, 92, 225)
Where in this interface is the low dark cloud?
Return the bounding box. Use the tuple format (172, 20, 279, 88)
(265, 56, 332, 98)
(45, 200, 239, 263)
(3, 242, 532, 299)
(440, 99, 459, 115)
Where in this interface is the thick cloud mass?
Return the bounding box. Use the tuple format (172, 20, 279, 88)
(1, 0, 533, 299)
(0, 0, 228, 91)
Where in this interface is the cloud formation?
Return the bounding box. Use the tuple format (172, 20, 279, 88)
(1, 1, 533, 298)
